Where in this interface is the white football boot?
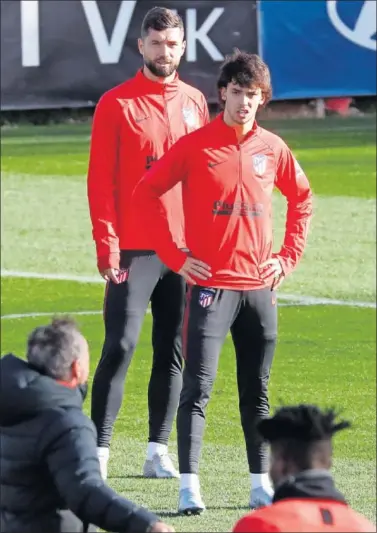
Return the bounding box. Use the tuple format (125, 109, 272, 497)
(143, 453, 180, 479)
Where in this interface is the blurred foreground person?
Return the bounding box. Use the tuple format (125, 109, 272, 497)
(233, 404, 376, 532)
(0, 318, 173, 533)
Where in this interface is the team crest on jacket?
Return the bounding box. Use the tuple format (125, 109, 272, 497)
(198, 289, 215, 308)
(182, 107, 197, 127)
(116, 268, 130, 284)
(253, 154, 267, 175)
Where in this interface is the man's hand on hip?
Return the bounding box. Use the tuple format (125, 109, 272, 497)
(259, 257, 285, 290)
(178, 257, 212, 285)
(100, 268, 120, 284)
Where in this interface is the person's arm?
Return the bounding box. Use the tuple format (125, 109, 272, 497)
(40, 413, 166, 533)
(200, 93, 210, 126)
(87, 94, 121, 276)
(132, 139, 189, 272)
(273, 143, 313, 277)
(133, 139, 211, 283)
(132, 138, 211, 284)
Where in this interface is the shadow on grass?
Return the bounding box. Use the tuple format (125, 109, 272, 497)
(154, 505, 249, 517)
(153, 511, 181, 518)
(205, 505, 250, 511)
(109, 474, 146, 480)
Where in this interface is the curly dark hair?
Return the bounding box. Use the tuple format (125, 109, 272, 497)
(257, 404, 351, 470)
(258, 404, 351, 443)
(217, 49, 272, 108)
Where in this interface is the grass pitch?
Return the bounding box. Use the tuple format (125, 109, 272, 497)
(1, 115, 376, 531)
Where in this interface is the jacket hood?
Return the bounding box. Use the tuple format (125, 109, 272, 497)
(0, 354, 83, 426)
(273, 469, 347, 504)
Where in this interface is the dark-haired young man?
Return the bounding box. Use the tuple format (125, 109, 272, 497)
(133, 50, 313, 513)
(87, 7, 209, 480)
(233, 404, 375, 532)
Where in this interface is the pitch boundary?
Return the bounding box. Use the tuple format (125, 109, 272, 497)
(1, 269, 375, 309)
(1, 302, 301, 320)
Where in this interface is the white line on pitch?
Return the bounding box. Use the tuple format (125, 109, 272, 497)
(1, 311, 102, 320)
(1, 270, 103, 283)
(1, 304, 299, 321)
(1, 269, 375, 309)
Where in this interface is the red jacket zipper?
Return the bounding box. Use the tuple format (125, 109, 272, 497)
(163, 88, 173, 145)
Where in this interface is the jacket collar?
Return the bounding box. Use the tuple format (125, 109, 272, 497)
(273, 469, 347, 505)
(134, 68, 180, 98)
(214, 112, 260, 144)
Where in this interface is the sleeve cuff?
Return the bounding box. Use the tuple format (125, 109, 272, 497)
(97, 252, 120, 271)
(159, 247, 187, 273)
(273, 252, 292, 277)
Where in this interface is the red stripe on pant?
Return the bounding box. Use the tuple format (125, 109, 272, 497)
(182, 285, 193, 361)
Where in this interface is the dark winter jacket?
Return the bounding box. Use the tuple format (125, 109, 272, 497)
(0, 354, 159, 533)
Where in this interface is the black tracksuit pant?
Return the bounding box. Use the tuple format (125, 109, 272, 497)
(91, 251, 185, 448)
(177, 285, 278, 474)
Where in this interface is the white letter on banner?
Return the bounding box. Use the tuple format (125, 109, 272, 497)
(81, 0, 137, 64)
(21, 0, 40, 67)
(185, 8, 224, 62)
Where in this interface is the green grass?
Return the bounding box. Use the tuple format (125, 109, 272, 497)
(1, 278, 376, 530)
(1, 116, 376, 197)
(1, 116, 376, 530)
(1, 177, 375, 302)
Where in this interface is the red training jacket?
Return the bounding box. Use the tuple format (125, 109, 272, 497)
(87, 68, 209, 271)
(133, 113, 313, 290)
(232, 499, 376, 532)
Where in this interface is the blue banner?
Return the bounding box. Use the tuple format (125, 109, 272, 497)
(258, 0, 376, 100)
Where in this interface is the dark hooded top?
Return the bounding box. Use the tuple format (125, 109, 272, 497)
(0, 354, 159, 533)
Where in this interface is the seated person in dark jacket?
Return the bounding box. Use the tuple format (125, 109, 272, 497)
(0, 317, 173, 533)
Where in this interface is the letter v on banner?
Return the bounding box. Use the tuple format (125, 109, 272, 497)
(81, 0, 137, 64)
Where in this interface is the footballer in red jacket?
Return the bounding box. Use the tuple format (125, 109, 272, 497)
(87, 7, 209, 481)
(233, 405, 375, 533)
(133, 50, 313, 514)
